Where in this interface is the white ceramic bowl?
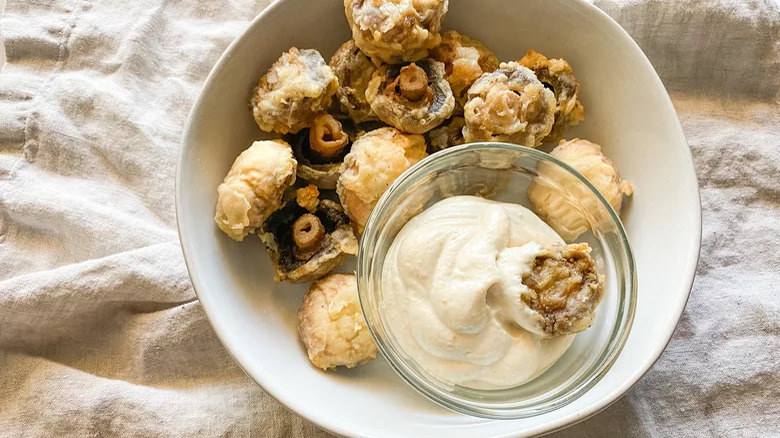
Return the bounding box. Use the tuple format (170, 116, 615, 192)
(176, 0, 701, 436)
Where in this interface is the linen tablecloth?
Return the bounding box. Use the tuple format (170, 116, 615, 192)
(0, 0, 778, 436)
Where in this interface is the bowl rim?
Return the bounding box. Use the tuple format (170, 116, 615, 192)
(175, 0, 702, 435)
(357, 142, 638, 419)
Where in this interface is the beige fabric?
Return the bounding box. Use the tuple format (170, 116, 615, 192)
(0, 0, 778, 436)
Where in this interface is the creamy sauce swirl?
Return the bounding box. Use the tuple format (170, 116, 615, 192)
(382, 196, 574, 389)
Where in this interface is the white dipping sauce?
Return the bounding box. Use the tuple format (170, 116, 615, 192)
(382, 196, 574, 389)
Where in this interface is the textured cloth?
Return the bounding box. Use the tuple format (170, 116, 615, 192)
(0, 0, 777, 437)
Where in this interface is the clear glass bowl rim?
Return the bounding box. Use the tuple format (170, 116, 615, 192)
(356, 142, 637, 419)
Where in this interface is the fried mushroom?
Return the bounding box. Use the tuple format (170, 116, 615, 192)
(427, 116, 465, 153)
(329, 40, 378, 123)
(298, 274, 378, 370)
(337, 127, 427, 230)
(519, 50, 585, 142)
(344, 0, 449, 65)
(250, 48, 339, 134)
(527, 138, 633, 241)
(463, 62, 556, 147)
(214, 140, 297, 241)
(516, 243, 605, 337)
(259, 185, 358, 283)
(366, 59, 455, 134)
(430, 30, 499, 108)
(291, 114, 354, 189)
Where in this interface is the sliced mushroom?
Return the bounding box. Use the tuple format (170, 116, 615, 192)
(427, 116, 465, 153)
(344, 0, 449, 65)
(290, 114, 354, 190)
(519, 50, 585, 143)
(259, 186, 358, 283)
(430, 30, 499, 109)
(250, 48, 339, 134)
(366, 59, 455, 134)
(463, 62, 556, 147)
(329, 40, 378, 123)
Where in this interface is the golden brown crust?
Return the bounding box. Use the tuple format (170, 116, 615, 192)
(462, 62, 556, 147)
(337, 127, 428, 230)
(250, 48, 338, 134)
(519, 50, 585, 142)
(214, 140, 297, 241)
(366, 59, 455, 134)
(344, 0, 448, 65)
(298, 274, 378, 370)
(527, 138, 632, 240)
(430, 31, 499, 108)
(329, 40, 378, 123)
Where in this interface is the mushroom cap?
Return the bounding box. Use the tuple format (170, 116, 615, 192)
(430, 30, 499, 109)
(527, 138, 632, 241)
(463, 62, 556, 147)
(519, 50, 585, 143)
(344, 0, 449, 65)
(250, 48, 339, 134)
(337, 127, 427, 230)
(366, 59, 455, 134)
(214, 140, 297, 241)
(329, 40, 378, 124)
(297, 274, 378, 370)
(259, 197, 358, 283)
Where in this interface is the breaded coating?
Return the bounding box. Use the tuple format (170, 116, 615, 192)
(345, 0, 449, 65)
(298, 274, 378, 370)
(337, 127, 427, 230)
(463, 62, 556, 147)
(527, 138, 633, 240)
(329, 40, 378, 123)
(519, 50, 585, 142)
(251, 48, 338, 134)
(214, 140, 297, 241)
(430, 30, 499, 108)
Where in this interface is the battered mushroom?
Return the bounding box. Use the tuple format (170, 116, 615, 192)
(329, 40, 378, 123)
(214, 140, 297, 241)
(519, 50, 585, 142)
(366, 59, 455, 134)
(463, 62, 556, 147)
(337, 127, 427, 230)
(427, 116, 465, 153)
(527, 138, 633, 241)
(430, 30, 499, 109)
(298, 274, 378, 370)
(344, 0, 449, 65)
(250, 48, 339, 134)
(259, 185, 358, 283)
(516, 243, 605, 337)
(291, 114, 354, 189)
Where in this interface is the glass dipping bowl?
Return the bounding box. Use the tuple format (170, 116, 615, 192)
(356, 143, 636, 419)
